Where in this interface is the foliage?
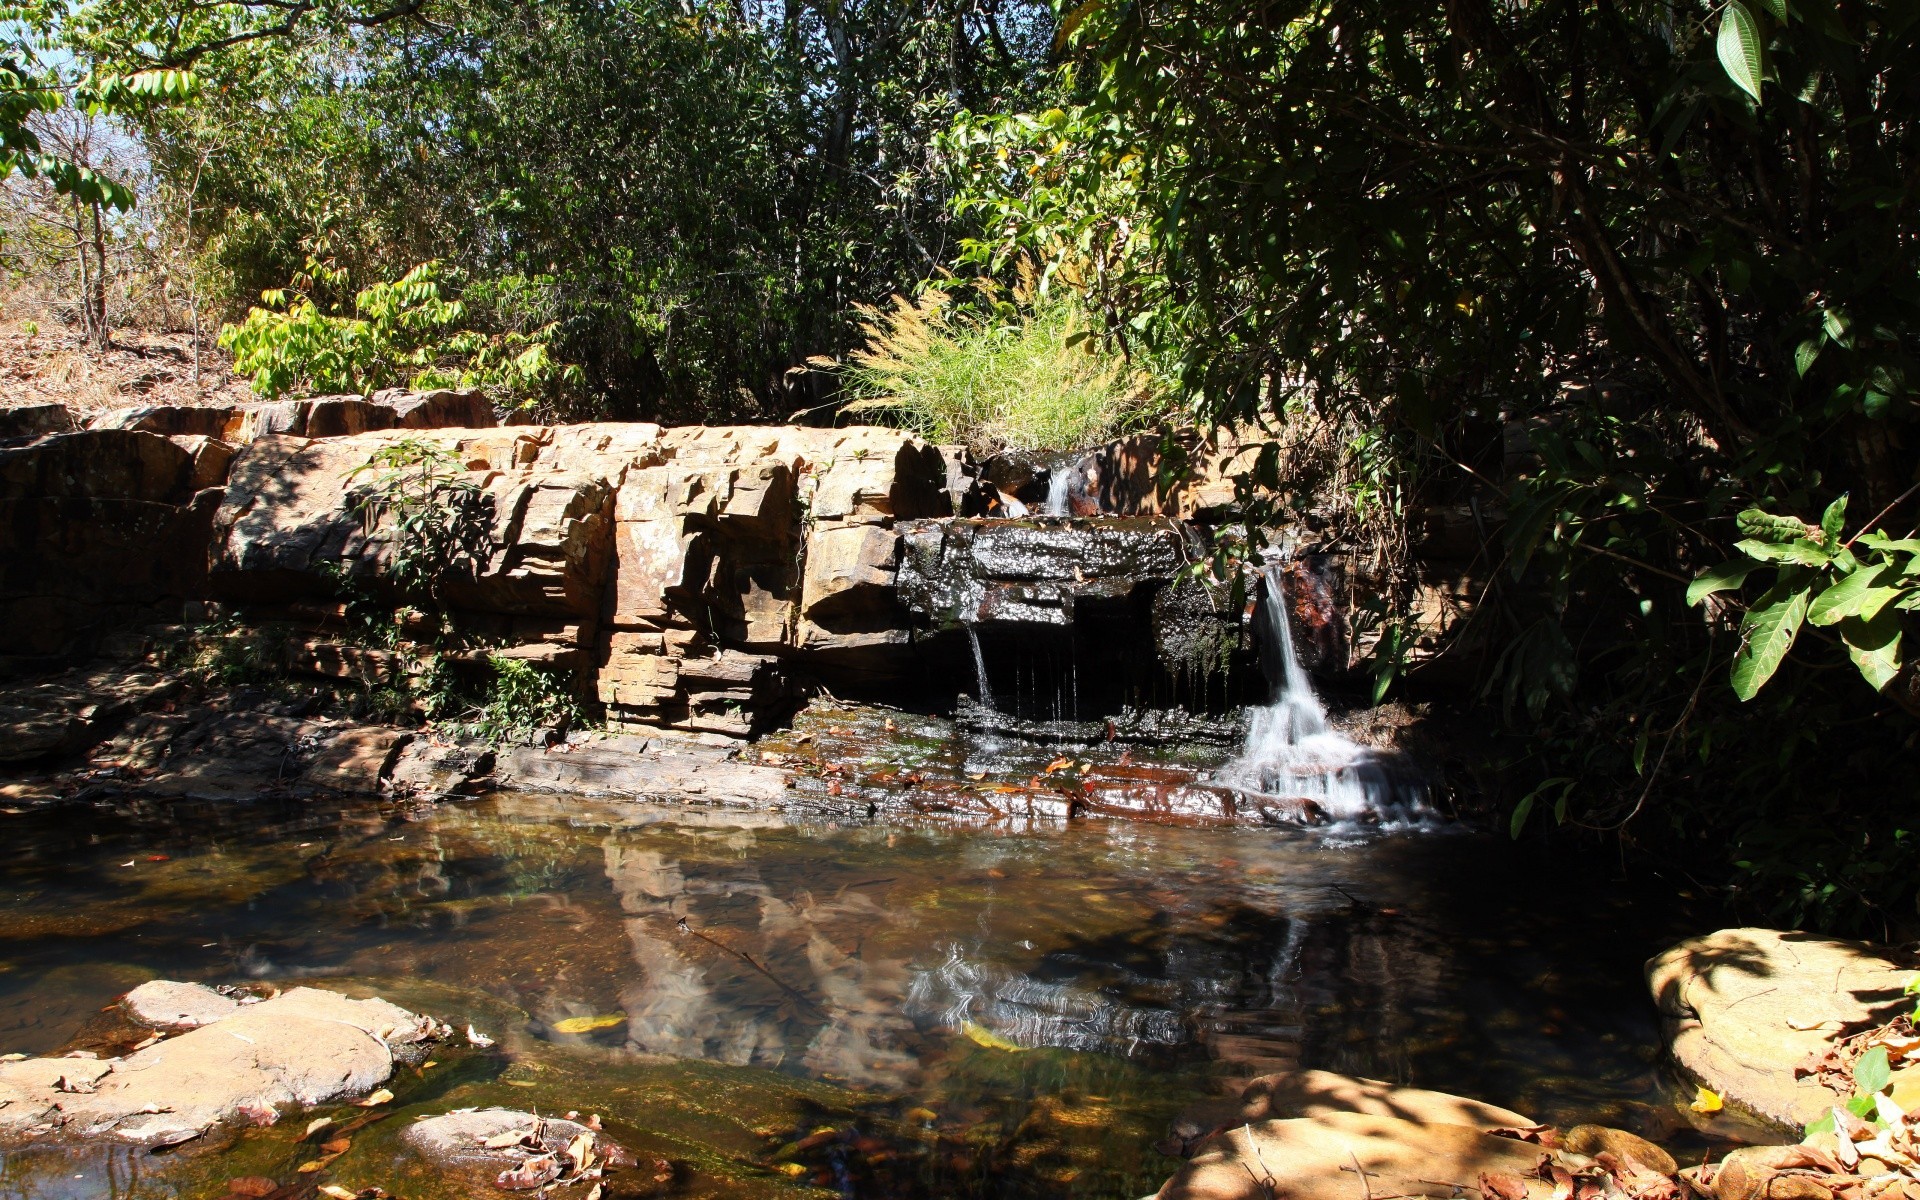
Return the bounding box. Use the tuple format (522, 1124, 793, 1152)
(425, 654, 583, 745)
(343, 436, 493, 611)
(1688, 498, 1920, 700)
(220, 257, 581, 407)
(55, 0, 1059, 419)
(949, 0, 1920, 933)
(830, 285, 1163, 453)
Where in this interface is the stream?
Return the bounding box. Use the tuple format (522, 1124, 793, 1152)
(0, 730, 1703, 1200)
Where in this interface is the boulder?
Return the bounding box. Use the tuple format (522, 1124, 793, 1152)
(388, 739, 496, 798)
(401, 1108, 633, 1191)
(0, 403, 75, 439)
(0, 429, 193, 503)
(301, 727, 412, 794)
(498, 733, 790, 806)
(121, 980, 241, 1029)
(170, 434, 237, 492)
(1156, 1111, 1553, 1200)
(370, 387, 496, 429)
(1647, 927, 1915, 1130)
(0, 666, 181, 763)
(0, 984, 443, 1147)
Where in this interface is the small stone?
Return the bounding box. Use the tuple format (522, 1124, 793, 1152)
(1563, 1124, 1677, 1176)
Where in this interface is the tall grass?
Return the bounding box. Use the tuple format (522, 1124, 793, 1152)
(826, 289, 1163, 454)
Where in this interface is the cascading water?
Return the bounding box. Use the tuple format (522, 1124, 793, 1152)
(1225, 561, 1425, 824)
(1040, 468, 1073, 517)
(964, 623, 996, 711)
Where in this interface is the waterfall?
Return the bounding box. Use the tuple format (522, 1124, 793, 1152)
(1040, 468, 1073, 517)
(1227, 561, 1424, 823)
(965, 623, 996, 711)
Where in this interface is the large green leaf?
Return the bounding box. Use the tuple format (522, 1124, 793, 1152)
(1820, 495, 1847, 549)
(1687, 560, 1759, 605)
(1737, 509, 1813, 543)
(1731, 580, 1810, 700)
(1718, 1, 1767, 100)
(1735, 537, 1829, 566)
(1807, 564, 1893, 626)
(1839, 611, 1903, 693)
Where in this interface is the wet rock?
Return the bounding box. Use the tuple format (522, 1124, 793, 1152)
(1233, 1069, 1534, 1131)
(301, 727, 412, 794)
(1647, 928, 1914, 1129)
(121, 980, 240, 1029)
(1156, 1111, 1553, 1200)
(0, 984, 444, 1147)
(401, 1108, 632, 1177)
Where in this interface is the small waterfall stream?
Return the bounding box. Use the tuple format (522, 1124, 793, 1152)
(1226, 561, 1425, 823)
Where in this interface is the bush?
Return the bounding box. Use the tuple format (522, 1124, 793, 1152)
(829, 289, 1163, 454)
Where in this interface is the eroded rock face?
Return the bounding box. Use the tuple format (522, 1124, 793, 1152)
(1647, 927, 1914, 1130)
(0, 983, 444, 1147)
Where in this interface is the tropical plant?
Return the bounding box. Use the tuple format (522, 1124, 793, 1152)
(343, 436, 493, 612)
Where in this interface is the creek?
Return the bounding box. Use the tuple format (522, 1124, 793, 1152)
(0, 737, 1700, 1199)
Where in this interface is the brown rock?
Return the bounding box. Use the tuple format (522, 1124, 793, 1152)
(90, 404, 239, 439)
(1564, 1124, 1677, 1176)
(1234, 1069, 1535, 1131)
(0, 403, 75, 439)
(801, 524, 899, 619)
(302, 727, 412, 794)
(1648, 928, 1914, 1129)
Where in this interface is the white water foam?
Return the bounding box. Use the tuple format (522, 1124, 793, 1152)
(1224, 561, 1425, 824)
(1040, 467, 1073, 517)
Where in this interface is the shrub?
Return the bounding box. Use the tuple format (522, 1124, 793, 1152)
(828, 288, 1163, 454)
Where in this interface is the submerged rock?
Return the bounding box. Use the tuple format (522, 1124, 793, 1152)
(402, 1107, 635, 1190)
(0, 983, 446, 1147)
(1647, 927, 1914, 1129)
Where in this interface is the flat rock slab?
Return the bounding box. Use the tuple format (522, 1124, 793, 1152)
(500, 734, 790, 806)
(301, 727, 411, 794)
(1647, 927, 1916, 1129)
(0, 983, 445, 1147)
(1234, 1068, 1533, 1130)
(1157, 1111, 1552, 1200)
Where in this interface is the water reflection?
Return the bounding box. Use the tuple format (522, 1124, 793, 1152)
(0, 784, 1700, 1199)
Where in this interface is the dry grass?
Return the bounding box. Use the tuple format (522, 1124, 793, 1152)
(0, 303, 250, 417)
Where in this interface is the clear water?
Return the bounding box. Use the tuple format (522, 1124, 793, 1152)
(0, 765, 1705, 1198)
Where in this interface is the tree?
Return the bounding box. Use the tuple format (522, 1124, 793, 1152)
(950, 0, 1920, 933)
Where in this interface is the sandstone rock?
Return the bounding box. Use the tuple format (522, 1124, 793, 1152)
(499, 733, 789, 805)
(0, 666, 180, 763)
(388, 739, 496, 798)
(138, 711, 319, 800)
(0, 403, 75, 439)
(1647, 927, 1914, 1129)
(0, 429, 193, 503)
(121, 981, 240, 1029)
(90, 404, 238, 439)
(1157, 1111, 1553, 1200)
(0, 984, 442, 1147)
(802, 524, 900, 619)
(170, 435, 237, 491)
(1563, 1124, 1677, 1176)
(1232, 1069, 1535, 1131)
(302, 727, 412, 794)
(369, 387, 495, 429)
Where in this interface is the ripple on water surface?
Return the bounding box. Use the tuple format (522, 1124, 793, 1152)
(0, 784, 1700, 1198)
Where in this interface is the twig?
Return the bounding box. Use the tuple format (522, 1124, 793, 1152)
(1349, 1151, 1374, 1200)
(1239, 1124, 1279, 1200)
(1842, 480, 1920, 550)
(672, 916, 827, 1020)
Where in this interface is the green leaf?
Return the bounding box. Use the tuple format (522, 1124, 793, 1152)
(1737, 508, 1813, 543)
(1858, 532, 1920, 555)
(1820, 495, 1847, 549)
(1734, 538, 1829, 566)
(1803, 1111, 1836, 1137)
(1794, 338, 1821, 377)
(1839, 611, 1903, 693)
(1731, 580, 1811, 700)
(1761, 0, 1788, 20)
(1509, 794, 1534, 840)
(1857, 1045, 1892, 1094)
(1687, 560, 1759, 605)
(1808, 564, 1891, 626)
(1717, 1, 1767, 101)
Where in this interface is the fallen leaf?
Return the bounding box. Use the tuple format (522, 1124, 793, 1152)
(321, 1138, 350, 1154)
(1479, 1170, 1530, 1200)
(466, 1024, 494, 1048)
(1690, 1086, 1723, 1113)
(552, 1014, 625, 1034)
(318, 1187, 359, 1200)
(960, 1020, 1025, 1053)
(496, 1154, 562, 1190)
(1788, 1018, 1842, 1031)
(585, 1113, 602, 1131)
(484, 1128, 535, 1149)
(353, 1089, 394, 1107)
(227, 1180, 278, 1198)
(567, 1130, 596, 1173)
(1043, 757, 1073, 774)
(296, 1160, 326, 1174)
